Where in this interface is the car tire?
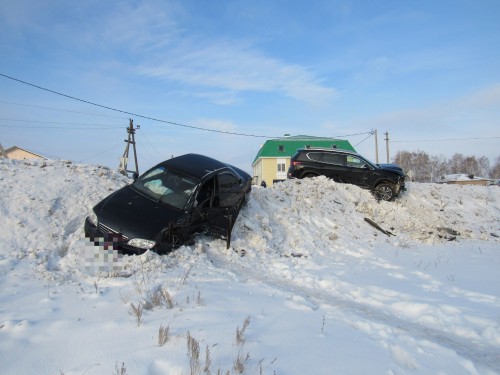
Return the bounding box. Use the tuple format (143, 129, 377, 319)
(375, 183, 395, 201)
(170, 229, 184, 248)
(157, 228, 185, 254)
(302, 173, 318, 178)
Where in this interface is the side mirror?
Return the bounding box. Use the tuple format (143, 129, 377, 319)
(132, 172, 139, 181)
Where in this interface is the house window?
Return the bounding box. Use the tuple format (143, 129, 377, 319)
(277, 158, 286, 173)
(278, 145, 285, 152)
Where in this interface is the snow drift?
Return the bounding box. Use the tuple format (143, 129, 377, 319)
(0, 158, 499, 375)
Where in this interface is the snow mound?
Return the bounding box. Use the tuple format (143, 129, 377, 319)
(232, 176, 499, 258)
(1, 158, 498, 282)
(1, 158, 500, 375)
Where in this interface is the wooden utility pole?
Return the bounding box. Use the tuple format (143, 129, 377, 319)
(119, 119, 140, 176)
(374, 129, 379, 163)
(0, 143, 7, 158)
(384, 131, 390, 163)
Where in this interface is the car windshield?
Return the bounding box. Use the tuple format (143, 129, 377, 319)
(132, 166, 199, 210)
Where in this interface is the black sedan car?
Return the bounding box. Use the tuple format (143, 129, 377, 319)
(84, 154, 252, 254)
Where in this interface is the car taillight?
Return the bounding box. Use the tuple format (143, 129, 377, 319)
(292, 161, 301, 166)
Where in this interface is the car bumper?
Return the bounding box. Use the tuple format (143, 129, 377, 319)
(84, 217, 147, 255)
(395, 178, 406, 194)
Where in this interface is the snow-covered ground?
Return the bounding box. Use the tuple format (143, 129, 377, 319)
(1, 158, 499, 375)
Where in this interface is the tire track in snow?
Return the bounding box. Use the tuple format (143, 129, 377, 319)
(204, 246, 500, 373)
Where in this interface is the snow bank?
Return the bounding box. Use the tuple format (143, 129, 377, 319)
(1, 158, 499, 375)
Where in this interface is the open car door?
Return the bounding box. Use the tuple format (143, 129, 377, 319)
(190, 175, 237, 248)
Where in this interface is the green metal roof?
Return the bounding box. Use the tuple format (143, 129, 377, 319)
(252, 136, 356, 165)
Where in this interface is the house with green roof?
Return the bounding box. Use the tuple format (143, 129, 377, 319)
(252, 135, 355, 186)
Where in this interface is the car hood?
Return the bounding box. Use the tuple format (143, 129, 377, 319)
(378, 163, 405, 174)
(93, 185, 187, 240)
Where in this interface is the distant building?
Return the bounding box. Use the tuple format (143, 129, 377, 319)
(2, 146, 47, 161)
(251, 135, 355, 186)
(440, 174, 494, 186)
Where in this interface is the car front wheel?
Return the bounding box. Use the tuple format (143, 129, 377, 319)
(157, 228, 185, 254)
(375, 183, 395, 201)
(302, 173, 318, 178)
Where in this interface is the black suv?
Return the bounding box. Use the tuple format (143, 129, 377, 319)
(287, 148, 405, 201)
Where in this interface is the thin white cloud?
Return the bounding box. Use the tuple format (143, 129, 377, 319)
(101, 2, 183, 52)
(2, 0, 337, 105)
(137, 40, 337, 104)
(343, 83, 500, 142)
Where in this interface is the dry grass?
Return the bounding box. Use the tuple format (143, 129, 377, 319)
(129, 302, 143, 326)
(143, 286, 174, 310)
(204, 345, 212, 375)
(233, 350, 250, 374)
(113, 362, 127, 375)
(187, 331, 201, 375)
(235, 316, 250, 345)
(158, 324, 170, 346)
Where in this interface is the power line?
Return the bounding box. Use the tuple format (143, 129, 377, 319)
(138, 130, 165, 159)
(0, 73, 273, 138)
(0, 99, 128, 119)
(393, 136, 500, 143)
(0, 118, 124, 128)
(353, 131, 374, 147)
(77, 141, 124, 163)
(0, 124, 123, 130)
(1, 73, 374, 140)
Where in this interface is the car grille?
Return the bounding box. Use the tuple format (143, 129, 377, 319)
(98, 223, 131, 242)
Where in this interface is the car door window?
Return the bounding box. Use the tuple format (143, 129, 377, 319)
(217, 172, 240, 208)
(347, 156, 367, 169)
(196, 178, 216, 208)
(306, 152, 324, 162)
(218, 172, 239, 190)
(323, 153, 346, 166)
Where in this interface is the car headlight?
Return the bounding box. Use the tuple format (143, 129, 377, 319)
(87, 209, 98, 226)
(127, 238, 156, 250)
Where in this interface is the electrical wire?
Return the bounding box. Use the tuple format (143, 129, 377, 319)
(0, 73, 273, 138)
(77, 142, 125, 163)
(0, 99, 128, 119)
(353, 131, 374, 147)
(1, 73, 374, 140)
(137, 130, 165, 159)
(0, 118, 124, 129)
(392, 136, 500, 143)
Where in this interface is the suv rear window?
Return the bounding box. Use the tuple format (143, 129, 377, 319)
(322, 153, 346, 166)
(305, 151, 346, 166)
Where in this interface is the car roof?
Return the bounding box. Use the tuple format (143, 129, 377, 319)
(297, 147, 361, 156)
(160, 153, 233, 180)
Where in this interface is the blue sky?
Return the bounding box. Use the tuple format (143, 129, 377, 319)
(1, 0, 499, 172)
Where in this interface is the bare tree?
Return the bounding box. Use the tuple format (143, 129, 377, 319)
(491, 157, 500, 179)
(394, 151, 498, 182)
(477, 156, 490, 178)
(448, 153, 465, 175)
(429, 155, 448, 183)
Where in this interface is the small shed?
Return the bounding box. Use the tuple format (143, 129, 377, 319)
(440, 174, 494, 186)
(2, 146, 47, 160)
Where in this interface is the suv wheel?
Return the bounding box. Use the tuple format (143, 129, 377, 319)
(375, 183, 395, 201)
(302, 173, 318, 178)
